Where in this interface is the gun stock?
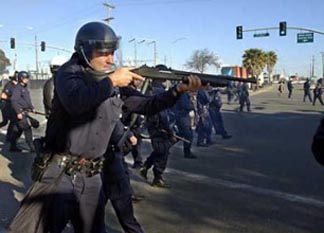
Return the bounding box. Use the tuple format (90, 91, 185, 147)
(132, 65, 257, 87)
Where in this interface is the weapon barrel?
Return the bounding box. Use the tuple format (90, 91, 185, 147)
(132, 65, 257, 87)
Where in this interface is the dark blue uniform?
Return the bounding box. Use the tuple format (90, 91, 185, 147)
(174, 92, 195, 158)
(196, 89, 212, 146)
(104, 85, 181, 231)
(208, 88, 232, 139)
(303, 80, 312, 102)
(103, 120, 144, 233)
(239, 83, 251, 112)
(10, 82, 34, 151)
(287, 80, 293, 98)
(8, 53, 116, 233)
(0, 80, 16, 140)
(144, 85, 174, 184)
(120, 87, 146, 168)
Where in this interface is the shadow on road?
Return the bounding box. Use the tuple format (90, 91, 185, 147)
(0, 132, 34, 229)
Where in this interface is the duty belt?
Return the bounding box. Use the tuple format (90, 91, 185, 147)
(51, 154, 104, 177)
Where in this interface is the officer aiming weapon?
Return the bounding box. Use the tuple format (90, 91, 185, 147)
(131, 65, 257, 86)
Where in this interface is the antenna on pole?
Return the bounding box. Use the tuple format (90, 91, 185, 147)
(103, 2, 115, 25)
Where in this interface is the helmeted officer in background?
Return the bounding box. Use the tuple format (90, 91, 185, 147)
(0, 71, 18, 141)
(9, 71, 35, 152)
(8, 21, 201, 233)
(287, 78, 294, 98)
(120, 81, 145, 169)
(312, 82, 324, 106)
(303, 78, 313, 103)
(239, 82, 251, 112)
(139, 78, 176, 188)
(174, 91, 197, 158)
(196, 81, 213, 146)
(208, 87, 232, 139)
(43, 55, 68, 118)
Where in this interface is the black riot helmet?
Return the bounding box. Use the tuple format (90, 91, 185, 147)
(74, 21, 120, 67)
(17, 71, 30, 82)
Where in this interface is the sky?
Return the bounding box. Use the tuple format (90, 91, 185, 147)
(0, 0, 324, 77)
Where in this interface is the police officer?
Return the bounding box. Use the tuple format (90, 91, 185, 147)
(174, 91, 197, 158)
(287, 79, 294, 98)
(120, 82, 145, 169)
(0, 71, 18, 141)
(9, 71, 35, 152)
(43, 55, 68, 118)
(196, 82, 213, 146)
(139, 80, 175, 188)
(303, 78, 313, 103)
(8, 21, 201, 233)
(209, 87, 232, 139)
(313, 83, 324, 106)
(239, 82, 251, 112)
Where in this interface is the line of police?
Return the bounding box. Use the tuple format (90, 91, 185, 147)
(0, 70, 38, 153)
(3, 22, 236, 233)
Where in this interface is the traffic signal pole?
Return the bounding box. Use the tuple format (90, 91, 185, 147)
(35, 35, 39, 79)
(240, 26, 324, 35)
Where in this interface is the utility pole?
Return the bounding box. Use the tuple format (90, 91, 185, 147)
(128, 38, 137, 66)
(311, 55, 315, 78)
(103, 2, 115, 25)
(321, 52, 324, 78)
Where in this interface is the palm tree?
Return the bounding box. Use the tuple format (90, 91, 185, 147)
(242, 48, 267, 89)
(185, 49, 221, 73)
(265, 51, 277, 84)
(0, 49, 11, 74)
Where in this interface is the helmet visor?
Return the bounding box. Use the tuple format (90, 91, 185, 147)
(88, 38, 120, 53)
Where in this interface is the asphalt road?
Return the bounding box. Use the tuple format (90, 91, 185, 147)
(1, 85, 324, 233)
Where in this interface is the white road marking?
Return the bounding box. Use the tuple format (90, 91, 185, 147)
(166, 168, 324, 208)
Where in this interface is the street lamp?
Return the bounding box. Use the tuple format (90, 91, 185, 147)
(170, 37, 187, 69)
(128, 38, 137, 67)
(138, 38, 157, 65)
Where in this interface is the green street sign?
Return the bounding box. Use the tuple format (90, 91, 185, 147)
(253, 32, 270, 37)
(297, 32, 314, 43)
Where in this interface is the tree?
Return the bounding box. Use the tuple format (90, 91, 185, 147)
(185, 49, 221, 73)
(242, 48, 267, 79)
(0, 49, 11, 74)
(265, 51, 277, 84)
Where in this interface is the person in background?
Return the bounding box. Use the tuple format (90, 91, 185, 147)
(239, 82, 251, 112)
(208, 87, 232, 139)
(9, 71, 35, 152)
(0, 71, 18, 141)
(287, 79, 294, 98)
(303, 78, 313, 103)
(312, 82, 324, 106)
(43, 55, 68, 118)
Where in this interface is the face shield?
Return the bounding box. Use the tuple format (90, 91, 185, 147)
(81, 37, 122, 73)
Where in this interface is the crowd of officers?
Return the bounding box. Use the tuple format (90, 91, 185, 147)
(277, 78, 324, 106)
(2, 21, 239, 233)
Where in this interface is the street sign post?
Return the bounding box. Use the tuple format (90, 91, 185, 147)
(297, 32, 314, 43)
(253, 32, 270, 37)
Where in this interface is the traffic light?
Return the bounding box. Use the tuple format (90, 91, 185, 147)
(41, 41, 46, 52)
(236, 26, 243, 39)
(10, 37, 15, 49)
(279, 21, 287, 36)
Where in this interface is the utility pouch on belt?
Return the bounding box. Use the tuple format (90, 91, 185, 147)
(31, 137, 52, 182)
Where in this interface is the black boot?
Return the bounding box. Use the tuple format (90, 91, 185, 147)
(152, 177, 171, 189)
(139, 167, 148, 180)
